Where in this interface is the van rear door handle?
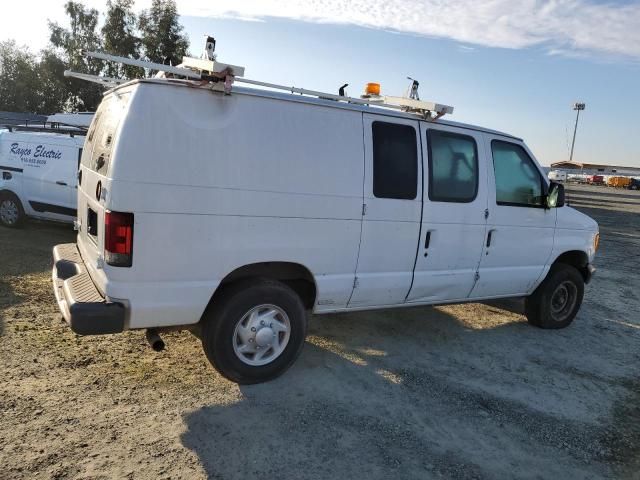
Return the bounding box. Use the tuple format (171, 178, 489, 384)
(56, 181, 67, 186)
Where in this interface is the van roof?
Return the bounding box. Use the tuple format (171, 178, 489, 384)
(111, 78, 522, 142)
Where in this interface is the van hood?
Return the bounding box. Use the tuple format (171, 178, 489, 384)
(557, 205, 598, 232)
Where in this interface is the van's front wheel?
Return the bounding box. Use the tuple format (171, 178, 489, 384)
(525, 264, 584, 329)
(0, 193, 25, 228)
(201, 278, 307, 384)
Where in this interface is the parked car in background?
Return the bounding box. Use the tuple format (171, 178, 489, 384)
(548, 170, 567, 182)
(587, 175, 605, 185)
(0, 128, 84, 227)
(628, 178, 640, 190)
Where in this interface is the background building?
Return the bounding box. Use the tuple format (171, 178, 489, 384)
(550, 161, 640, 177)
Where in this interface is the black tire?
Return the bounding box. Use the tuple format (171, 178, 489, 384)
(525, 264, 584, 329)
(0, 192, 25, 228)
(201, 278, 307, 384)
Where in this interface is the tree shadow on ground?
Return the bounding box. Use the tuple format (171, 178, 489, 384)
(181, 300, 635, 480)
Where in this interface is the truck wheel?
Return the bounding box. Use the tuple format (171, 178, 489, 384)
(201, 278, 307, 384)
(0, 193, 25, 228)
(525, 264, 584, 329)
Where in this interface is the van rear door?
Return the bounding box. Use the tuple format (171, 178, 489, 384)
(76, 92, 129, 287)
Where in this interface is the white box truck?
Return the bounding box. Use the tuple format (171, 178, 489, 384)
(52, 54, 599, 384)
(0, 128, 85, 227)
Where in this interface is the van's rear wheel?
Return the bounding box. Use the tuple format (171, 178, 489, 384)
(0, 193, 24, 228)
(201, 278, 307, 384)
(525, 264, 584, 329)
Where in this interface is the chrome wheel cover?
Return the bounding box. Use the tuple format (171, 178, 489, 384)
(0, 199, 19, 225)
(232, 304, 291, 366)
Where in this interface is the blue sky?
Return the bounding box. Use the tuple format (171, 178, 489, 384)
(181, 15, 639, 167)
(1, 0, 639, 166)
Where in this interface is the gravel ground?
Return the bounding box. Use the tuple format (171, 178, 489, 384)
(1, 184, 639, 480)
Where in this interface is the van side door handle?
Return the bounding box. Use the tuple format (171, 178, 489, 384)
(423, 230, 432, 257)
(56, 181, 68, 186)
(486, 229, 495, 248)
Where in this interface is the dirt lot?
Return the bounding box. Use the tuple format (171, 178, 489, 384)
(1, 184, 639, 480)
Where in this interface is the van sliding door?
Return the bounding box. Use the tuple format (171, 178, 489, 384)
(407, 125, 489, 303)
(20, 141, 77, 217)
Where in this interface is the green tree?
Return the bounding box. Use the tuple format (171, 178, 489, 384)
(0, 41, 41, 113)
(49, 1, 104, 111)
(138, 0, 189, 68)
(102, 0, 143, 79)
(37, 49, 71, 114)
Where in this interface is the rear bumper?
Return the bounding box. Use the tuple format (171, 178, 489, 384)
(52, 243, 125, 335)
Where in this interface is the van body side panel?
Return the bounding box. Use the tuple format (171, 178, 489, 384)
(0, 131, 82, 222)
(97, 84, 363, 328)
(545, 206, 598, 284)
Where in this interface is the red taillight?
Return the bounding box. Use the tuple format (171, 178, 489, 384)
(104, 210, 134, 267)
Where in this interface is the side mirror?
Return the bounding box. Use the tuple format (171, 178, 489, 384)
(546, 181, 565, 209)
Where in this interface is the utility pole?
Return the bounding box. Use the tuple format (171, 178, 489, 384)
(569, 102, 586, 162)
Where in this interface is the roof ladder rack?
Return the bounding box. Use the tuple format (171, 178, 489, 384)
(65, 36, 454, 120)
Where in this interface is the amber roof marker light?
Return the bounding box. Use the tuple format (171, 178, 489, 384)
(365, 83, 381, 96)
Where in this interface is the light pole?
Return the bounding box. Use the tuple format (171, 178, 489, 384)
(569, 102, 585, 162)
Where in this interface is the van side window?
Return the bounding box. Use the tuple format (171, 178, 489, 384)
(372, 121, 417, 200)
(491, 140, 544, 207)
(427, 130, 478, 202)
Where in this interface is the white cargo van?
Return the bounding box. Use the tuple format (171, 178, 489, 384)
(52, 77, 599, 384)
(0, 129, 85, 227)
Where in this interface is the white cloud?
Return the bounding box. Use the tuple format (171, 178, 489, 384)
(1, 0, 638, 61)
(173, 0, 640, 60)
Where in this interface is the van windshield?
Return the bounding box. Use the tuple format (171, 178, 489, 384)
(81, 92, 129, 174)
